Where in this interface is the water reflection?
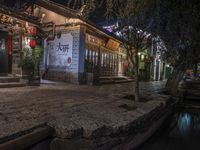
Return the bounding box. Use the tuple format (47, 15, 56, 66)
(137, 108, 200, 150)
(177, 113, 192, 138)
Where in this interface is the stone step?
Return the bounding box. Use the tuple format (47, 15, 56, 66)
(0, 76, 20, 83)
(100, 79, 134, 84)
(100, 76, 134, 84)
(184, 96, 200, 101)
(185, 81, 200, 89)
(0, 125, 53, 150)
(0, 82, 26, 88)
(0, 73, 8, 77)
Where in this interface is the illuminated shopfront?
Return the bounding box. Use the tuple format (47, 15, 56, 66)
(85, 34, 126, 76)
(0, 5, 40, 76)
(31, 0, 127, 84)
(0, 0, 127, 84)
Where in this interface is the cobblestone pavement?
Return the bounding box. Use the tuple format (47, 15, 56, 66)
(0, 81, 167, 140)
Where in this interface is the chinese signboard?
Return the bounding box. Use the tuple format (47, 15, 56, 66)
(106, 39, 120, 51)
(47, 33, 73, 67)
(86, 34, 104, 46)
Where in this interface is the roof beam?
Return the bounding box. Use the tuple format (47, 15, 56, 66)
(0, 4, 40, 26)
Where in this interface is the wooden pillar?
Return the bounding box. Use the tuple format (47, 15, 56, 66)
(108, 53, 111, 75)
(93, 46, 101, 85)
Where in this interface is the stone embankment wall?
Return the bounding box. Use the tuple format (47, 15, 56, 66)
(50, 96, 175, 150)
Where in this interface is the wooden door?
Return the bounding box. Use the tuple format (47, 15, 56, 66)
(0, 32, 8, 74)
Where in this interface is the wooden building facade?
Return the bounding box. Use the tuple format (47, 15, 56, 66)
(0, 0, 127, 84)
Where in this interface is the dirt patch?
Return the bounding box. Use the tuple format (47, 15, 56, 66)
(118, 104, 137, 111)
(123, 95, 150, 103)
(158, 90, 170, 95)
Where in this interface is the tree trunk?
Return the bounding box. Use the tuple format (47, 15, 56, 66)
(165, 68, 185, 95)
(134, 50, 139, 102)
(161, 62, 165, 80)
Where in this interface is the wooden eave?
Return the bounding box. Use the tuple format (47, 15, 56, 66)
(0, 4, 40, 26)
(83, 18, 123, 43)
(35, 0, 79, 19)
(35, 0, 125, 45)
(83, 22, 123, 44)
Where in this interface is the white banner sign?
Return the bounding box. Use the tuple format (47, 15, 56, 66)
(47, 33, 73, 67)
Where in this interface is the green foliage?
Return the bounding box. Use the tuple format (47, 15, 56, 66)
(151, 0, 200, 70)
(19, 47, 43, 80)
(21, 57, 34, 71)
(33, 47, 43, 76)
(21, 56, 35, 80)
(20, 47, 32, 58)
(102, 0, 200, 72)
(125, 67, 135, 76)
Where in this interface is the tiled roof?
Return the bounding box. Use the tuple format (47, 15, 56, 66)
(36, 0, 123, 42)
(35, 0, 80, 18)
(0, 0, 35, 11)
(0, 0, 123, 43)
(0, 3, 40, 26)
(50, 0, 86, 10)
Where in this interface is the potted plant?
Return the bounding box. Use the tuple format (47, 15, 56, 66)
(19, 48, 33, 80)
(31, 46, 43, 85)
(21, 56, 35, 81)
(19, 47, 43, 85)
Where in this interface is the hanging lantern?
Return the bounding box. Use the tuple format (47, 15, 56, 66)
(29, 26, 37, 36)
(29, 39, 37, 49)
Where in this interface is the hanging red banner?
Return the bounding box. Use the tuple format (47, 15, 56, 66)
(8, 33, 12, 55)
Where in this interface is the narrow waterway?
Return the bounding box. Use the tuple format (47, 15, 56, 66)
(137, 101, 200, 150)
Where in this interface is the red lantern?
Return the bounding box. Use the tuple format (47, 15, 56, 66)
(29, 39, 37, 49)
(29, 27, 37, 36)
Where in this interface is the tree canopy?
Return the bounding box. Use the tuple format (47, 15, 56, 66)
(101, 0, 200, 69)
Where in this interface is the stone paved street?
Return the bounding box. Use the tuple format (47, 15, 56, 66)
(0, 81, 167, 141)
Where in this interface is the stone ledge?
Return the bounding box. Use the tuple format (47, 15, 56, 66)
(49, 96, 175, 150)
(0, 126, 53, 150)
(44, 70, 79, 84)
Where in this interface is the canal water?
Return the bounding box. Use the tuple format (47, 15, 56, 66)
(137, 102, 200, 150)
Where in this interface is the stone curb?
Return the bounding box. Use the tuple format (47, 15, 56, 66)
(50, 97, 176, 150)
(0, 125, 53, 150)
